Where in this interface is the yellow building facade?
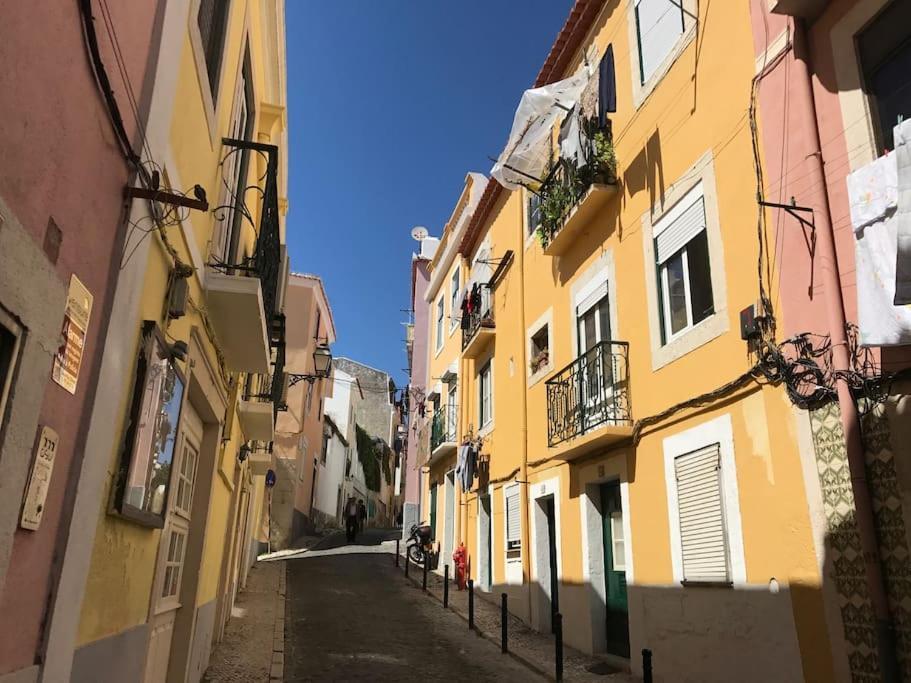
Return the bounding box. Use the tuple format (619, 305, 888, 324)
(418, 2, 838, 680)
(48, 2, 291, 681)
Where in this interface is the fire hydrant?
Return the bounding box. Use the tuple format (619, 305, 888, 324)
(453, 543, 467, 590)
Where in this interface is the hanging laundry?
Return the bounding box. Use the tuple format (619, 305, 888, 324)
(598, 44, 617, 126)
(848, 134, 911, 345)
(893, 119, 911, 304)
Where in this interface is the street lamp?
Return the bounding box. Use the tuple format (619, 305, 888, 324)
(288, 343, 333, 386)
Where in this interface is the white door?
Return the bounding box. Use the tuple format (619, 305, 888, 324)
(443, 471, 456, 568)
(144, 403, 203, 683)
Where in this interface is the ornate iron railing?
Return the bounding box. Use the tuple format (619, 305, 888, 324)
(545, 341, 631, 447)
(430, 403, 458, 452)
(243, 314, 287, 420)
(211, 138, 282, 322)
(535, 118, 616, 247)
(461, 287, 494, 351)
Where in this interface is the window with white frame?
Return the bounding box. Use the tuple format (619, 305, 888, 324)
(610, 510, 626, 571)
(160, 527, 187, 600)
(634, 0, 686, 85)
(505, 487, 521, 550)
(478, 360, 492, 428)
(530, 324, 550, 375)
(450, 267, 460, 331)
(673, 443, 729, 583)
(173, 439, 199, 519)
(526, 190, 542, 237)
(654, 182, 714, 343)
(197, 0, 231, 102)
(436, 297, 444, 351)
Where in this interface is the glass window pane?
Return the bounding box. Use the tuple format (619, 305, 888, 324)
(664, 253, 688, 335)
(687, 230, 714, 325)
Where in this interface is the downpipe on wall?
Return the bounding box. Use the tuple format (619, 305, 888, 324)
(792, 19, 899, 682)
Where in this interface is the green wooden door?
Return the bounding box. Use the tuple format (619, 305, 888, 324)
(600, 482, 629, 658)
(429, 484, 438, 541)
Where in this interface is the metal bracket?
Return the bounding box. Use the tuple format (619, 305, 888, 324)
(125, 186, 208, 212)
(760, 197, 817, 294)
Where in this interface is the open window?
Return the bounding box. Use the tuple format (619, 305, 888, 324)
(112, 322, 186, 527)
(654, 182, 714, 343)
(530, 324, 550, 376)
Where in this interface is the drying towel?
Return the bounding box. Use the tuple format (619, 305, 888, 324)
(894, 119, 911, 304)
(598, 44, 616, 127)
(848, 139, 911, 345)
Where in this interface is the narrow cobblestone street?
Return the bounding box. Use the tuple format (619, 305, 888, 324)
(284, 529, 543, 681)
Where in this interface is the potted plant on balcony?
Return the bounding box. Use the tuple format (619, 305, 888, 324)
(537, 177, 574, 248)
(592, 129, 617, 184)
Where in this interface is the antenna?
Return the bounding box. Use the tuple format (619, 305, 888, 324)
(410, 226, 429, 242)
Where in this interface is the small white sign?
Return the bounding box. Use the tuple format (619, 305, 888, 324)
(20, 426, 59, 531)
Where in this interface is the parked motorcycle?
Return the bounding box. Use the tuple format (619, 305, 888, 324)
(406, 522, 433, 565)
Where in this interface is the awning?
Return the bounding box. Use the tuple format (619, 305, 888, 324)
(490, 66, 593, 191)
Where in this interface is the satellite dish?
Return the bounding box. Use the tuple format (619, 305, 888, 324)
(411, 226, 429, 242)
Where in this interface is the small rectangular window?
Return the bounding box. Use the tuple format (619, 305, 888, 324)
(527, 191, 542, 236)
(505, 488, 521, 550)
(113, 322, 186, 527)
(436, 298, 445, 350)
(655, 185, 714, 342)
(197, 0, 231, 101)
(478, 361, 492, 427)
(674, 443, 729, 583)
(450, 268, 461, 331)
(530, 325, 550, 374)
(0, 308, 23, 438)
(634, 0, 685, 85)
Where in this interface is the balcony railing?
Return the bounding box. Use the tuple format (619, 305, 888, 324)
(545, 341, 630, 448)
(534, 119, 617, 250)
(430, 403, 458, 452)
(243, 315, 287, 420)
(461, 287, 494, 352)
(213, 138, 282, 321)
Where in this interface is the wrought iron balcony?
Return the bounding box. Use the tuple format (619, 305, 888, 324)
(534, 120, 618, 256)
(430, 403, 458, 453)
(545, 341, 631, 448)
(461, 287, 495, 357)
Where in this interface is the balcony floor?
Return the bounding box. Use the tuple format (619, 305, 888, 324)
(205, 272, 271, 373)
(544, 182, 618, 257)
(549, 423, 633, 461)
(462, 325, 495, 359)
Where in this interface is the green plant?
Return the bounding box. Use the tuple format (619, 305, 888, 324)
(592, 130, 617, 179)
(539, 177, 574, 241)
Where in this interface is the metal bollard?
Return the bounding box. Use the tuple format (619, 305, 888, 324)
(395, 539, 400, 567)
(443, 564, 450, 607)
(554, 613, 564, 681)
(501, 593, 508, 653)
(422, 552, 428, 591)
(467, 579, 475, 630)
(643, 648, 653, 683)
(405, 547, 410, 578)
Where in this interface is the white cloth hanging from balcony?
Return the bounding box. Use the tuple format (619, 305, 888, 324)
(848, 135, 911, 346)
(490, 65, 594, 191)
(893, 119, 911, 304)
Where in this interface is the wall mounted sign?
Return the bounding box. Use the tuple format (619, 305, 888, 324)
(20, 426, 59, 530)
(52, 274, 93, 394)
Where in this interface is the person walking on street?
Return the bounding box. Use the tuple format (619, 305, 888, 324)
(358, 499, 367, 534)
(344, 496, 358, 543)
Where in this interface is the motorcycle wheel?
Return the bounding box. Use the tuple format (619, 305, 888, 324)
(407, 545, 424, 565)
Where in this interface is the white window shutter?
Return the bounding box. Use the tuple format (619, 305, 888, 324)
(674, 444, 729, 582)
(655, 195, 707, 264)
(506, 489, 521, 548)
(636, 0, 685, 83)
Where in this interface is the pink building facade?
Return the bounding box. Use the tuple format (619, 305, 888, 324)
(752, 1, 911, 679)
(0, 2, 165, 679)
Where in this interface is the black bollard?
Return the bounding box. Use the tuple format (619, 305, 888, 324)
(643, 648, 653, 683)
(405, 547, 410, 578)
(501, 593, 508, 653)
(395, 539, 400, 567)
(467, 579, 475, 630)
(422, 552, 428, 591)
(554, 613, 564, 681)
(443, 564, 450, 607)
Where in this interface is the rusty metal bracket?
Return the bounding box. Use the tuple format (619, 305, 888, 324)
(125, 186, 209, 212)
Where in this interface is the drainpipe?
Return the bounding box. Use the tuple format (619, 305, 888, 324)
(792, 20, 899, 681)
(516, 196, 533, 621)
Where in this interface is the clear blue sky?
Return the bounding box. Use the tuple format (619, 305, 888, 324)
(285, 1, 574, 387)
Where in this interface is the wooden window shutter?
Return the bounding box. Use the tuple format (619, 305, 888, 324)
(506, 489, 521, 549)
(674, 444, 729, 583)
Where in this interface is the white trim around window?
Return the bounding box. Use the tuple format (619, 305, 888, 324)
(434, 296, 445, 355)
(477, 357, 493, 433)
(449, 265, 461, 334)
(641, 151, 728, 371)
(526, 308, 554, 386)
(662, 413, 745, 585)
(626, 0, 698, 109)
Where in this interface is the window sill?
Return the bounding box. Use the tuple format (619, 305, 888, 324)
(479, 421, 494, 438)
(680, 580, 733, 588)
(652, 310, 728, 371)
(528, 364, 553, 388)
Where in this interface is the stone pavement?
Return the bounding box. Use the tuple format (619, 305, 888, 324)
(399, 552, 639, 683)
(284, 528, 542, 681)
(204, 560, 286, 682)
